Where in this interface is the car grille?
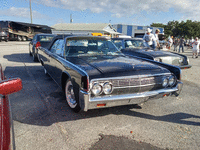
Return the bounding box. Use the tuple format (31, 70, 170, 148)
(110, 76, 163, 95)
(111, 77, 159, 87)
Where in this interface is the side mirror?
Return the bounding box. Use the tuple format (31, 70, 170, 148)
(0, 78, 22, 95)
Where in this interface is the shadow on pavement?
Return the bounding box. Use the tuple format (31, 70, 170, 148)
(3, 53, 36, 63)
(89, 134, 166, 150)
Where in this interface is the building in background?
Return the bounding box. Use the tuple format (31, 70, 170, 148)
(51, 23, 121, 37)
(112, 24, 164, 39)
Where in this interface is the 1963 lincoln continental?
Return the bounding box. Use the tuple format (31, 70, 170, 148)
(37, 35, 183, 112)
(112, 37, 191, 69)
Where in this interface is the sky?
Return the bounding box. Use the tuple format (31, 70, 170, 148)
(0, 0, 200, 27)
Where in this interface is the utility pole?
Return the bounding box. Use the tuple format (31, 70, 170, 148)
(70, 14, 73, 23)
(29, 0, 33, 23)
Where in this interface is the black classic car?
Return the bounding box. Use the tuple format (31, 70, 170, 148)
(29, 33, 55, 62)
(112, 38, 191, 69)
(37, 35, 183, 112)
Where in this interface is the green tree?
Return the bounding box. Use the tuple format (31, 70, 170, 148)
(150, 23, 165, 28)
(151, 20, 200, 39)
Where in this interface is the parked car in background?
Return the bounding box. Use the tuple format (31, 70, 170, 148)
(112, 37, 191, 69)
(0, 29, 8, 42)
(0, 64, 22, 150)
(29, 34, 55, 62)
(37, 35, 183, 112)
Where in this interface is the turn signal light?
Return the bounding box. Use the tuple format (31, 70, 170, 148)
(97, 104, 106, 107)
(163, 94, 169, 97)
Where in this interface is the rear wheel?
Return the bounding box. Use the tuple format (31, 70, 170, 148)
(22, 36, 26, 41)
(65, 79, 81, 112)
(18, 36, 22, 41)
(32, 53, 38, 62)
(29, 46, 32, 56)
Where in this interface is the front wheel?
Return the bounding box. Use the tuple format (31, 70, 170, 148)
(65, 79, 81, 112)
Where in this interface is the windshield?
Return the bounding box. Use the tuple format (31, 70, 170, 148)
(65, 38, 121, 56)
(125, 39, 145, 48)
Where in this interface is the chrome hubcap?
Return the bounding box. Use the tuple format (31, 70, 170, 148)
(65, 81, 77, 108)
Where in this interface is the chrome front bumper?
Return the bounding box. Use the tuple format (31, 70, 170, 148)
(79, 81, 183, 111)
(179, 64, 192, 69)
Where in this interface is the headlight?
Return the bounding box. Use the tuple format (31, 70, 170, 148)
(154, 58, 161, 62)
(91, 83, 102, 96)
(103, 82, 113, 94)
(168, 75, 176, 87)
(162, 77, 168, 87)
(187, 57, 190, 63)
(179, 57, 184, 63)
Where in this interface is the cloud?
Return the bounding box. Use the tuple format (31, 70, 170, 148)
(0, 7, 48, 19)
(32, 0, 200, 20)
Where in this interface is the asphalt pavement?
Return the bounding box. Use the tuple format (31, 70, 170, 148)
(1, 41, 200, 150)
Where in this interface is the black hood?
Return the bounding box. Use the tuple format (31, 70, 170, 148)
(66, 55, 170, 79)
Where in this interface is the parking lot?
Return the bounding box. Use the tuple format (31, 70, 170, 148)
(1, 41, 200, 150)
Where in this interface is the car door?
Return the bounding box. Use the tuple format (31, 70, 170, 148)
(49, 39, 65, 85)
(29, 35, 37, 54)
(44, 39, 61, 77)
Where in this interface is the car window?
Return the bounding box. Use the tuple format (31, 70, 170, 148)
(50, 40, 60, 53)
(33, 36, 37, 41)
(112, 40, 123, 50)
(125, 40, 145, 48)
(38, 35, 54, 42)
(55, 39, 64, 55)
(50, 39, 64, 55)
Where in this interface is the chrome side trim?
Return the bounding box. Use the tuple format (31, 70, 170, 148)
(59, 56, 89, 77)
(59, 56, 90, 91)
